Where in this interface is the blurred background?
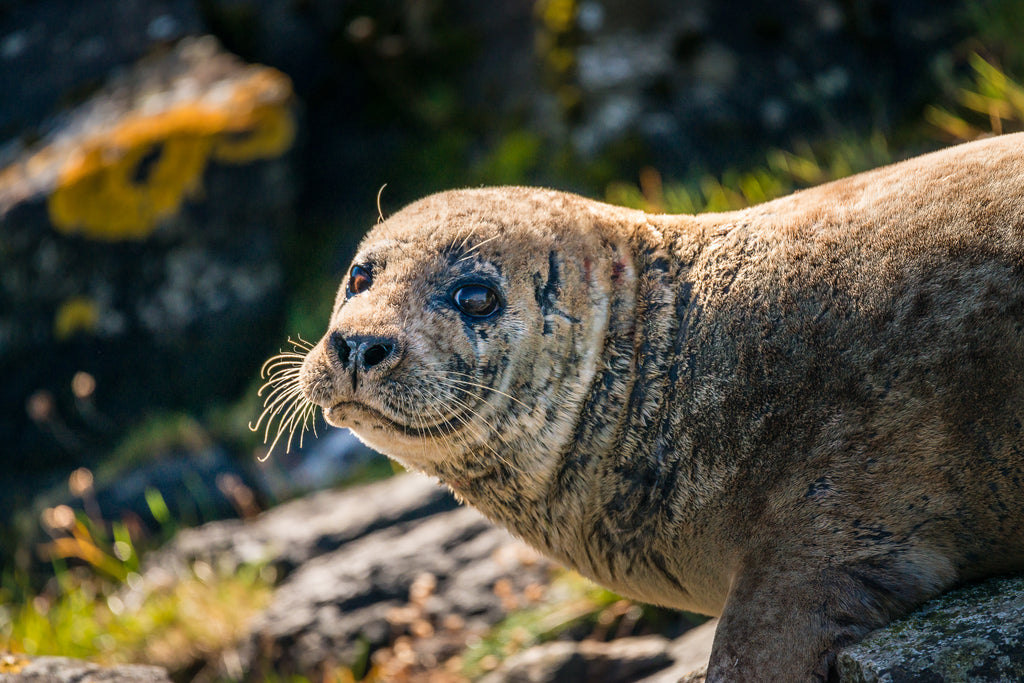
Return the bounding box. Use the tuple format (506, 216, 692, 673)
(1, 0, 1023, 680)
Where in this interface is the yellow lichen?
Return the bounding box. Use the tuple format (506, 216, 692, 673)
(46, 67, 295, 241)
(54, 297, 100, 340)
(213, 103, 295, 163)
(49, 135, 213, 240)
(537, 0, 578, 33)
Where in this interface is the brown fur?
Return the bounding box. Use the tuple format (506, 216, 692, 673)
(297, 133, 1024, 680)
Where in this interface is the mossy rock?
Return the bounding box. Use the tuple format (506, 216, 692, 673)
(837, 576, 1024, 682)
(0, 37, 296, 510)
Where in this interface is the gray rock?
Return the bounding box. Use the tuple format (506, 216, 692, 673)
(635, 618, 716, 683)
(836, 576, 1024, 682)
(0, 1, 203, 137)
(0, 35, 295, 516)
(482, 573, 1024, 683)
(479, 635, 673, 683)
(561, 0, 967, 171)
(237, 503, 554, 673)
(0, 655, 170, 683)
(146, 473, 458, 578)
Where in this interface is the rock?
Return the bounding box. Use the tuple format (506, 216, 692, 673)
(141, 473, 555, 676)
(0, 36, 295, 519)
(0, 654, 170, 682)
(835, 575, 1024, 682)
(479, 635, 673, 683)
(149, 474, 725, 679)
(0, 1, 204, 138)
(146, 472, 1024, 681)
(146, 472, 459, 578)
(636, 618, 717, 683)
(237, 504, 554, 674)
(554, 0, 967, 170)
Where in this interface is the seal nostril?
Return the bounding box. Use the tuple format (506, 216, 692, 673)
(331, 332, 351, 367)
(362, 342, 394, 368)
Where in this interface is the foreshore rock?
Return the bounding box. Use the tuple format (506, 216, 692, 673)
(836, 575, 1024, 682)
(143, 474, 558, 676)
(148, 471, 461, 578)
(0, 36, 295, 515)
(0, 655, 170, 682)
(140, 474, 1024, 682)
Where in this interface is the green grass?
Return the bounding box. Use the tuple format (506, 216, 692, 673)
(926, 53, 1024, 141)
(1, 559, 273, 675)
(459, 570, 703, 679)
(604, 130, 892, 215)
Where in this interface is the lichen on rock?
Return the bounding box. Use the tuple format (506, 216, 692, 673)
(0, 35, 294, 241)
(836, 575, 1024, 682)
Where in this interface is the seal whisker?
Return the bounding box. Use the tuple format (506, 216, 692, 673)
(419, 364, 528, 409)
(414, 366, 532, 455)
(257, 363, 303, 391)
(287, 334, 316, 352)
(439, 376, 531, 411)
(427, 398, 462, 464)
(251, 339, 320, 460)
(250, 378, 303, 432)
(254, 384, 308, 447)
(422, 374, 520, 450)
(425, 385, 524, 474)
(453, 221, 485, 254)
(257, 354, 305, 384)
(376, 183, 389, 224)
(254, 376, 307, 418)
(409, 384, 462, 464)
(282, 395, 314, 453)
(457, 234, 501, 261)
(441, 385, 521, 456)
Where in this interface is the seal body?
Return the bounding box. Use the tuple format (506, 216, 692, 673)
(297, 133, 1024, 680)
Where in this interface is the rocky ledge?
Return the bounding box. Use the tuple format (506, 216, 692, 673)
(6, 472, 1017, 681)
(132, 472, 1024, 681)
(0, 655, 169, 682)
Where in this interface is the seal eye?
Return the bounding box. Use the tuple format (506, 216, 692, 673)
(347, 265, 373, 298)
(453, 284, 500, 318)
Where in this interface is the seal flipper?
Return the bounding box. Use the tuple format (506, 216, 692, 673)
(706, 552, 954, 681)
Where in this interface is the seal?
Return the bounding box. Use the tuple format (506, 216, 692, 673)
(263, 132, 1024, 680)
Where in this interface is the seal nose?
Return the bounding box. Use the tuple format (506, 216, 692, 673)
(329, 332, 398, 372)
(356, 337, 396, 369)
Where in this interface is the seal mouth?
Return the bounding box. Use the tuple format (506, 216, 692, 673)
(328, 399, 482, 439)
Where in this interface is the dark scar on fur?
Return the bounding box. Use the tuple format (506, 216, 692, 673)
(533, 251, 581, 334)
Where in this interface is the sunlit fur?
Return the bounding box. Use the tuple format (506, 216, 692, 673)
(258, 133, 1024, 681)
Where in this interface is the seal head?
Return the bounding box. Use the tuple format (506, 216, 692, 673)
(300, 187, 629, 489)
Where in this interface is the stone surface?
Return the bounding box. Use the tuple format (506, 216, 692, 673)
(141, 473, 1024, 681)
(836, 576, 1024, 682)
(147, 471, 459, 578)
(636, 619, 717, 683)
(236, 503, 555, 673)
(478, 635, 673, 683)
(0, 654, 170, 682)
(0, 36, 295, 517)
(142, 472, 718, 679)
(0, 0, 204, 138)
(542, 0, 967, 172)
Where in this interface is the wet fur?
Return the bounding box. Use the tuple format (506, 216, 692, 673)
(290, 133, 1024, 680)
